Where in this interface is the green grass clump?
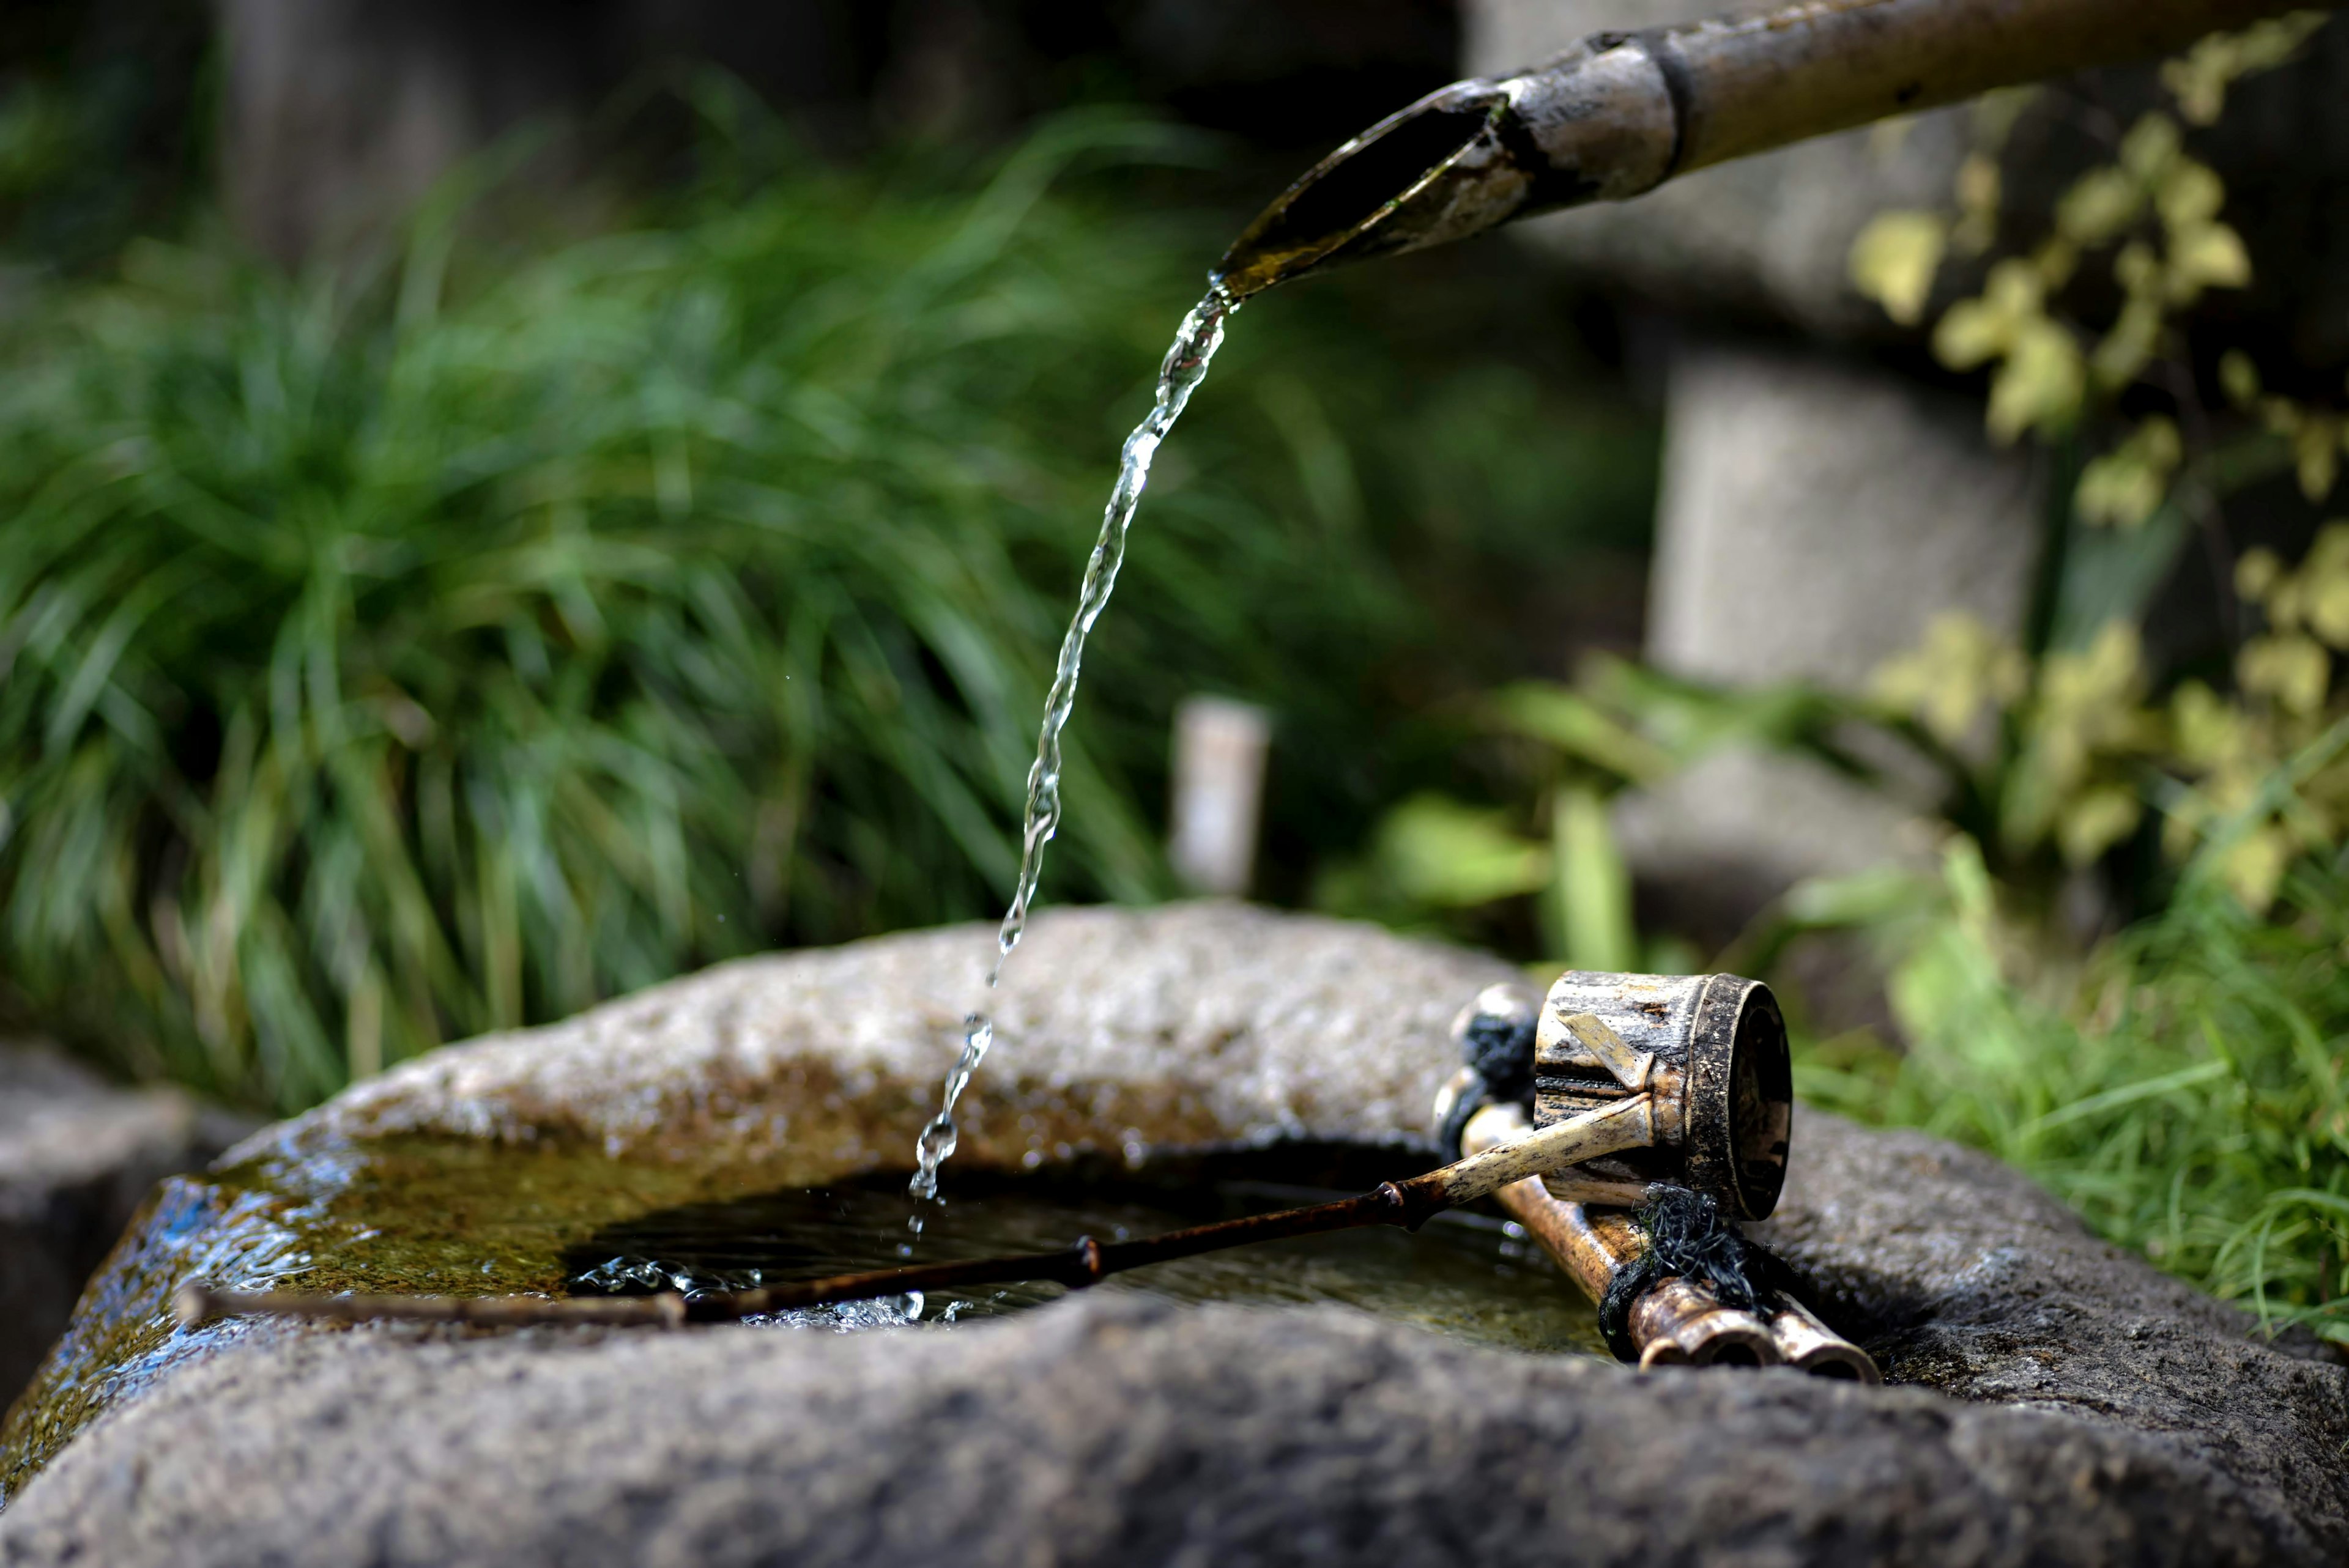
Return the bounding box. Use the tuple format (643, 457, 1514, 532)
(0, 119, 1653, 1112)
(1796, 833, 2349, 1342)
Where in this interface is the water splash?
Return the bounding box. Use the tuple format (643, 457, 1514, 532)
(908, 283, 1240, 1205)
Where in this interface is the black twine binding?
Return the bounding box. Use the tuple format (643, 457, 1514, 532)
(1596, 1185, 1800, 1363)
(1460, 1007, 1535, 1108)
(1439, 1000, 1539, 1158)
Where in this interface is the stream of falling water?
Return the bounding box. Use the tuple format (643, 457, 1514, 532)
(907, 283, 1239, 1210)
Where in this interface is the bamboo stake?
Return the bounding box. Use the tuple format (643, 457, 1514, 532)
(177, 1093, 1661, 1332)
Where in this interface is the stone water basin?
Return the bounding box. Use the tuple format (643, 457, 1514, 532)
(0, 1133, 1606, 1505)
(3, 903, 2344, 1566)
(2, 901, 1567, 1504)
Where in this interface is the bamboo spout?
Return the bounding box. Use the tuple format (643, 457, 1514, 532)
(1214, 0, 2334, 297)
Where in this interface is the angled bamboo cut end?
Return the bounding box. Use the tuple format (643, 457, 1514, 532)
(1217, 0, 2311, 298)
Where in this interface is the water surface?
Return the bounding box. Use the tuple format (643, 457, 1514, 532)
(0, 1136, 1602, 1509)
(571, 1163, 1609, 1353)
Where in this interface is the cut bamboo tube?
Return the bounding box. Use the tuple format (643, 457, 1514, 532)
(1765, 1295, 1882, 1382)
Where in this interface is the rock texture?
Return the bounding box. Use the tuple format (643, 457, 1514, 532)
(0, 904, 1527, 1502)
(2, 906, 2343, 1566)
(0, 1045, 245, 1411)
(229, 900, 1515, 1170)
(1757, 1114, 2349, 1558)
(1646, 347, 2040, 697)
(3, 1112, 2345, 1568)
(0, 1291, 2310, 1568)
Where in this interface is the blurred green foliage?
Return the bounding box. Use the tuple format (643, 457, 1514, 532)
(0, 111, 1654, 1111)
(1335, 15, 2348, 1336)
(1797, 808, 2349, 1342)
(1314, 657, 1842, 970)
(0, 0, 211, 272)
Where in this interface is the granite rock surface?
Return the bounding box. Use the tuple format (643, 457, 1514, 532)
(239, 900, 1518, 1167)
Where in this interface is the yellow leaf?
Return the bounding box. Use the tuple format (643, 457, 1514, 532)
(1953, 154, 2003, 254)
(2301, 522, 2349, 647)
(2299, 523, 2349, 582)
(2308, 571, 2349, 650)
(1933, 298, 2007, 371)
(2167, 221, 2252, 299)
(2235, 546, 2283, 605)
(1983, 257, 2046, 316)
(2294, 415, 2342, 500)
(1848, 210, 1948, 327)
(2170, 681, 2242, 767)
(2119, 115, 2183, 183)
(1969, 86, 2041, 149)
(2231, 13, 2331, 72)
(2058, 786, 2142, 866)
(2075, 416, 2181, 528)
(2159, 52, 2228, 127)
(1986, 319, 2085, 442)
(2238, 633, 2331, 716)
(2027, 622, 2150, 798)
(2217, 824, 2292, 914)
(2161, 13, 2330, 126)
(2031, 235, 2080, 291)
(2054, 623, 2147, 719)
(2091, 297, 2164, 391)
(2156, 161, 2225, 231)
(2268, 569, 2308, 633)
(2112, 240, 2162, 296)
(2219, 350, 2262, 407)
(2055, 166, 2144, 247)
(1871, 612, 2028, 746)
